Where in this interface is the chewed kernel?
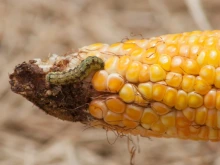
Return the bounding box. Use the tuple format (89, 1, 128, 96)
(119, 83, 136, 103)
(126, 61, 142, 83)
(92, 70, 108, 91)
(199, 65, 215, 85)
(151, 102, 171, 115)
(125, 104, 144, 121)
(105, 56, 119, 73)
(188, 92, 203, 108)
(107, 73, 124, 93)
(105, 97, 126, 113)
(141, 108, 159, 125)
(104, 111, 123, 125)
(117, 55, 131, 76)
(165, 72, 182, 88)
(150, 64, 166, 82)
(89, 100, 108, 119)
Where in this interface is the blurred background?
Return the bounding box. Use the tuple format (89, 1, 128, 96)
(1, 0, 220, 164)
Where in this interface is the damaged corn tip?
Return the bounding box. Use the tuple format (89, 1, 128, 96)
(87, 30, 220, 141)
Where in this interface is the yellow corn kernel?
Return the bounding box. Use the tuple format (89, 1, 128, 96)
(158, 54, 171, 71)
(151, 102, 171, 115)
(108, 42, 122, 53)
(149, 64, 166, 82)
(181, 75, 195, 92)
(216, 90, 220, 110)
(122, 43, 138, 54)
(134, 94, 148, 106)
(163, 87, 178, 107)
(165, 72, 182, 88)
(89, 100, 108, 119)
(217, 111, 220, 128)
(117, 55, 131, 76)
(142, 47, 158, 64)
(151, 120, 167, 133)
(208, 128, 218, 140)
(179, 44, 190, 57)
(138, 82, 153, 100)
(198, 126, 208, 140)
(199, 65, 215, 85)
(105, 56, 119, 73)
(177, 127, 190, 139)
(171, 56, 184, 73)
(104, 111, 123, 125)
(197, 50, 207, 66)
(204, 89, 216, 109)
(92, 70, 108, 91)
(175, 90, 188, 110)
(130, 47, 145, 61)
(176, 111, 191, 128)
(160, 111, 176, 127)
(86, 43, 105, 50)
(214, 68, 220, 88)
(141, 108, 159, 125)
(165, 44, 178, 57)
(206, 109, 217, 128)
(125, 104, 144, 121)
(105, 97, 126, 113)
(195, 106, 207, 125)
(182, 107, 195, 122)
(194, 76, 211, 95)
(119, 83, 136, 103)
(189, 44, 201, 59)
(188, 92, 203, 108)
(152, 83, 167, 101)
(138, 64, 150, 82)
(206, 49, 220, 67)
(182, 58, 200, 75)
(125, 61, 142, 83)
(123, 114, 139, 128)
(107, 73, 124, 93)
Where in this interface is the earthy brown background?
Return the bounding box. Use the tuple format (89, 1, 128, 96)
(1, 0, 220, 164)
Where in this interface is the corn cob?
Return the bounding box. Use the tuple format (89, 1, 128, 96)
(10, 30, 220, 141)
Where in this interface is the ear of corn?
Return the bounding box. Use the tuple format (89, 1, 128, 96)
(86, 30, 220, 141)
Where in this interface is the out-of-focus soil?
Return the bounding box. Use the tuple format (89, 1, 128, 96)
(1, 0, 220, 164)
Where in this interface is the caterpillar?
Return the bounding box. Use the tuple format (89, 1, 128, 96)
(46, 56, 104, 85)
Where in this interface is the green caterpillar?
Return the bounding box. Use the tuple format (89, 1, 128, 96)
(46, 56, 104, 85)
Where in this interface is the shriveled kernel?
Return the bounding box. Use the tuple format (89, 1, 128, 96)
(150, 64, 166, 82)
(125, 104, 144, 121)
(151, 120, 167, 133)
(141, 108, 159, 125)
(126, 61, 142, 83)
(138, 64, 150, 82)
(171, 56, 184, 73)
(182, 107, 196, 121)
(107, 73, 124, 93)
(176, 111, 191, 128)
(117, 55, 131, 76)
(130, 47, 145, 61)
(165, 72, 182, 88)
(214, 68, 220, 88)
(89, 100, 108, 119)
(175, 90, 188, 110)
(119, 83, 136, 103)
(206, 109, 217, 128)
(195, 106, 207, 125)
(160, 111, 176, 127)
(216, 90, 220, 110)
(182, 58, 200, 75)
(105, 97, 126, 113)
(92, 70, 108, 91)
(105, 56, 119, 73)
(152, 83, 167, 101)
(163, 87, 178, 107)
(194, 76, 211, 95)
(123, 114, 139, 128)
(199, 65, 215, 85)
(151, 102, 171, 115)
(204, 89, 216, 109)
(104, 111, 123, 125)
(181, 75, 195, 92)
(138, 82, 153, 100)
(142, 47, 158, 64)
(188, 92, 203, 108)
(158, 54, 171, 71)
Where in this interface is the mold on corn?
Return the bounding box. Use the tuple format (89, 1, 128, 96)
(9, 30, 220, 141)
